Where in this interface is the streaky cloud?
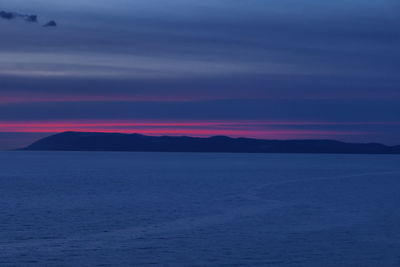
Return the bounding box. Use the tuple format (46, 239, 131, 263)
(0, 10, 37, 22)
(0, 9, 55, 26)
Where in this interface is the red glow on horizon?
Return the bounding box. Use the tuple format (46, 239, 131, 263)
(0, 120, 374, 140)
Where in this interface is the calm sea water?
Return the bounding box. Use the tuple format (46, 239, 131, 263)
(0, 151, 399, 266)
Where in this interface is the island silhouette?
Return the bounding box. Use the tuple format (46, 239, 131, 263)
(21, 131, 400, 154)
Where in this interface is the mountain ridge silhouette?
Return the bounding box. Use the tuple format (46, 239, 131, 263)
(21, 131, 400, 154)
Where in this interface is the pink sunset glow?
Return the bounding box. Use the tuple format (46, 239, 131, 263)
(0, 120, 372, 140)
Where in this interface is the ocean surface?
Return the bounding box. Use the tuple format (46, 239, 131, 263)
(0, 151, 400, 267)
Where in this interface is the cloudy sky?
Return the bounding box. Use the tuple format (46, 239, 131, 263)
(0, 0, 399, 149)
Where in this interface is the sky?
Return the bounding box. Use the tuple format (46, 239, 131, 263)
(0, 0, 399, 149)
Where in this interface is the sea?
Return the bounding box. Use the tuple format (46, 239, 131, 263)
(0, 151, 399, 266)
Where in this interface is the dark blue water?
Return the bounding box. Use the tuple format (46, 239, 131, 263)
(0, 151, 399, 266)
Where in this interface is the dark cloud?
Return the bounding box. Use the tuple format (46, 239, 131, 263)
(0, 10, 15, 20)
(25, 15, 38, 23)
(0, 10, 37, 22)
(43, 20, 57, 27)
(0, 10, 55, 26)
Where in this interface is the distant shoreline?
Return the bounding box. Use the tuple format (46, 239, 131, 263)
(20, 131, 400, 155)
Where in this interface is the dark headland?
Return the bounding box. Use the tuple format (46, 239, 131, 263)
(21, 131, 400, 154)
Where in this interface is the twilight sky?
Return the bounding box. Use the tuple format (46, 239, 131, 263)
(0, 0, 399, 149)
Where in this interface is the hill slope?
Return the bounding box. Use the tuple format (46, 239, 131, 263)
(21, 131, 400, 154)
